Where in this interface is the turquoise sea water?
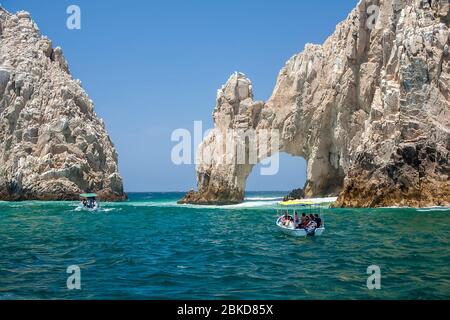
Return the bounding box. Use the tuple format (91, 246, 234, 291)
(0, 192, 449, 300)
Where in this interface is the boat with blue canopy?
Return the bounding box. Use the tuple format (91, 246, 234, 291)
(79, 193, 99, 211)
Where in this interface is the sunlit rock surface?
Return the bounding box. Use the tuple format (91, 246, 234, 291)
(0, 8, 126, 201)
(180, 0, 450, 207)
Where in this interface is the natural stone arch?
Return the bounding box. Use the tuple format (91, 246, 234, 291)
(180, 72, 347, 205)
(180, 0, 450, 207)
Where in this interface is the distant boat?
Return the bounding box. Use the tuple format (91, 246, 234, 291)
(79, 193, 99, 211)
(275, 199, 326, 237)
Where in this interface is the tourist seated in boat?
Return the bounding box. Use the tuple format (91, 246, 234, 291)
(299, 213, 307, 228)
(304, 215, 310, 226)
(305, 217, 318, 234)
(314, 214, 322, 228)
(294, 212, 300, 228)
(289, 217, 294, 228)
(281, 211, 295, 228)
(296, 214, 306, 229)
(83, 198, 97, 209)
(281, 211, 289, 226)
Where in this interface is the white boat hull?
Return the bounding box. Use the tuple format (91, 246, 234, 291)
(276, 217, 325, 237)
(76, 204, 99, 212)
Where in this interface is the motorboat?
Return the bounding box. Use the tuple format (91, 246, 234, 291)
(79, 193, 99, 211)
(276, 199, 325, 237)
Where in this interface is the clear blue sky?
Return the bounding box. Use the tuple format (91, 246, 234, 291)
(3, 0, 357, 192)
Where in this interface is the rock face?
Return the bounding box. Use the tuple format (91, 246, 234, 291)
(0, 8, 126, 201)
(180, 0, 450, 207)
(283, 188, 305, 202)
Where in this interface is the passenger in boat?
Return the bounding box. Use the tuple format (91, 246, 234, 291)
(302, 215, 309, 228)
(281, 211, 289, 226)
(300, 213, 307, 227)
(87, 198, 97, 209)
(289, 215, 295, 228)
(305, 217, 317, 235)
(282, 211, 295, 228)
(294, 212, 300, 228)
(314, 214, 322, 228)
(287, 214, 293, 225)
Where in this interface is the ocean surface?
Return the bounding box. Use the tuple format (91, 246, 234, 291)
(0, 192, 449, 300)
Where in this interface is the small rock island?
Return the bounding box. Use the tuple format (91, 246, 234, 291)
(0, 8, 126, 201)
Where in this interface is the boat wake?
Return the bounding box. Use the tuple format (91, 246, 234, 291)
(72, 206, 120, 213)
(244, 197, 283, 201)
(177, 196, 338, 210)
(416, 207, 450, 212)
(217, 200, 280, 209)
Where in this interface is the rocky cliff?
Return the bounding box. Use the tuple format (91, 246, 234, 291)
(180, 0, 450, 207)
(0, 8, 126, 201)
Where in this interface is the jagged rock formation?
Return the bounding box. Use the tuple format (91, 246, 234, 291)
(0, 8, 126, 201)
(180, 0, 450, 207)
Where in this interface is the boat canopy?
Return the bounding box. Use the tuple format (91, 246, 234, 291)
(80, 193, 97, 198)
(279, 199, 315, 206)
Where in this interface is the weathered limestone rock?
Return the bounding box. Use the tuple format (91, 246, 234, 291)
(0, 8, 126, 201)
(180, 0, 450, 207)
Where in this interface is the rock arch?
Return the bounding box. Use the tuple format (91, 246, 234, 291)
(179, 0, 450, 207)
(179, 71, 347, 205)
